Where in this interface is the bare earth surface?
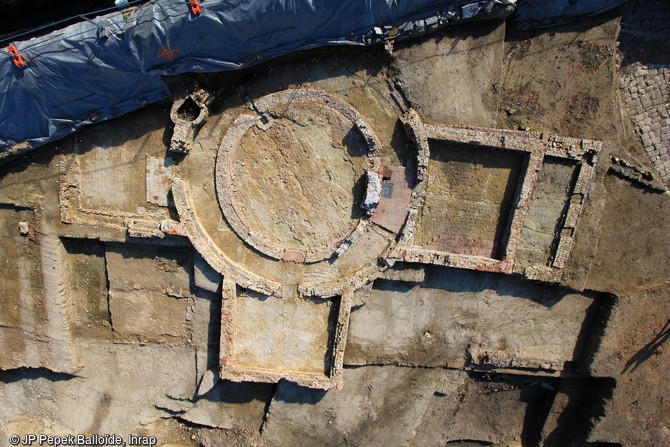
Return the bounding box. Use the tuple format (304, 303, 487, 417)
(232, 102, 367, 252)
(1, 2, 669, 447)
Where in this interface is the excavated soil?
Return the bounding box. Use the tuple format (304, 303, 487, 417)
(416, 141, 524, 259)
(232, 102, 367, 253)
(515, 158, 577, 267)
(0, 8, 669, 447)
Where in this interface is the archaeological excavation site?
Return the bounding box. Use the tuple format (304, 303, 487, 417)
(1, 0, 669, 445)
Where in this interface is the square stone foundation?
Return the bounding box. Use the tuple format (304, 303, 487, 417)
(396, 121, 602, 280)
(416, 140, 525, 259)
(220, 280, 350, 390)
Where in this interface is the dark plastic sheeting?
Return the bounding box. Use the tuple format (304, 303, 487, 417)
(514, 0, 627, 30)
(0, 0, 627, 153)
(1, 0, 477, 152)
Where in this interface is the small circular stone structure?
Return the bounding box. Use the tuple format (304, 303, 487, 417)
(216, 89, 381, 263)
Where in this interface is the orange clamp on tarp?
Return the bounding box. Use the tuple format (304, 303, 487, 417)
(8, 45, 27, 68)
(189, 0, 202, 15)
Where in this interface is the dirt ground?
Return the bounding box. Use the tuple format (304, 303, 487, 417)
(232, 291, 334, 374)
(416, 141, 525, 258)
(232, 101, 367, 252)
(1, 3, 669, 447)
(515, 158, 577, 268)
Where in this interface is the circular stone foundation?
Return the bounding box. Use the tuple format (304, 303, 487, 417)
(216, 89, 380, 263)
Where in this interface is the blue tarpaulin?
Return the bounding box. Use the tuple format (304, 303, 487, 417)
(0, 0, 627, 155)
(0, 0, 478, 153)
(514, 0, 627, 29)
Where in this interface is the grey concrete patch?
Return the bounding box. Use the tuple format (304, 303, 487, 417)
(146, 156, 175, 207)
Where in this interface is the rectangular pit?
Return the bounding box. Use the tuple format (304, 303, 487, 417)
(220, 282, 347, 389)
(515, 157, 579, 267)
(62, 238, 111, 338)
(0, 206, 43, 369)
(415, 140, 525, 259)
(345, 270, 598, 372)
(397, 123, 602, 280)
(58, 109, 170, 231)
(105, 243, 193, 344)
